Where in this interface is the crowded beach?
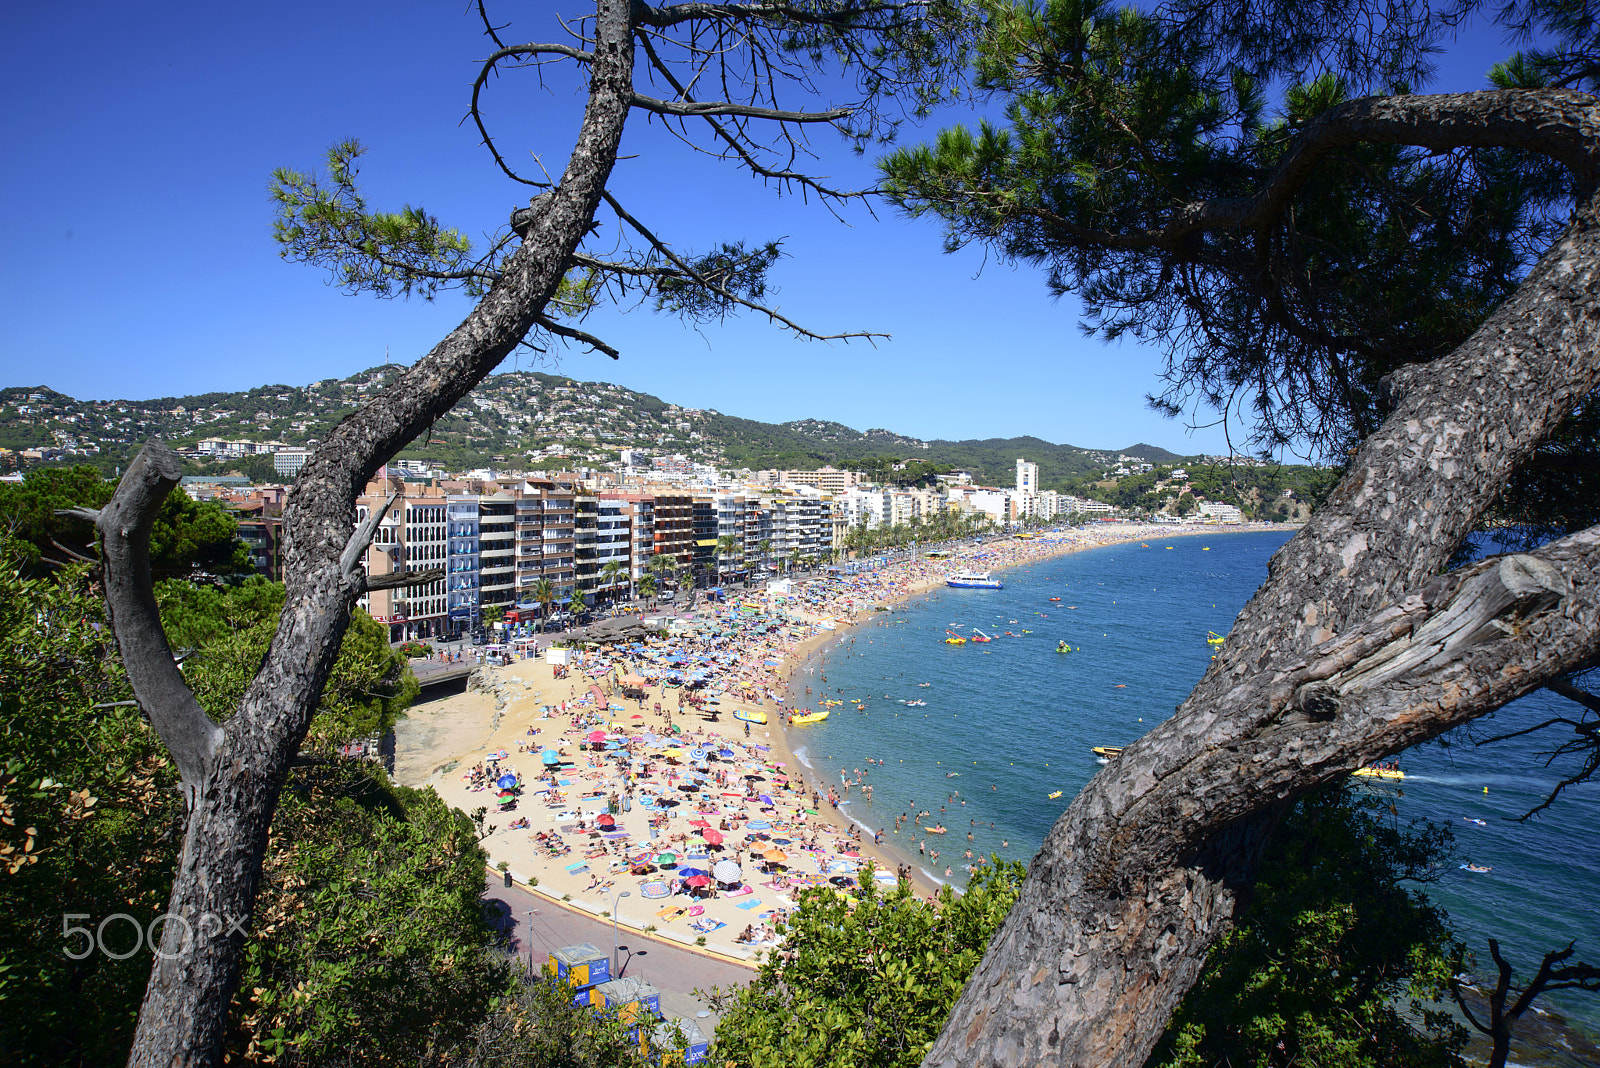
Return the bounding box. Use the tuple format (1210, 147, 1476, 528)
(395, 522, 1277, 960)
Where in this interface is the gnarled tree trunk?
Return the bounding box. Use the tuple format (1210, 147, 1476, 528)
(927, 94, 1600, 1067)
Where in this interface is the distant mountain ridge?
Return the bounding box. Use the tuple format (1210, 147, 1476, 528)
(1, 367, 1204, 489)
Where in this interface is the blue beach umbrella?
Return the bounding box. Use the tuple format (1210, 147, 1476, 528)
(541, 749, 561, 765)
(496, 774, 518, 790)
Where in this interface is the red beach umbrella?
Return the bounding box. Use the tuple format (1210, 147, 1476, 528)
(685, 874, 711, 887)
(702, 829, 724, 846)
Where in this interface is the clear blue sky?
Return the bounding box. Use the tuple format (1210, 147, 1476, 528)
(0, 2, 1522, 456)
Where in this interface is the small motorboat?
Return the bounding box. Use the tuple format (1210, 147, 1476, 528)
(1353, 764, 1404, 780)
(1091, 745, 1124, 761)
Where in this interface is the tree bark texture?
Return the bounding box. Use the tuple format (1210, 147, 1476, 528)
(926, 94, 1600, 1068)
(109, 4, 638, 1065)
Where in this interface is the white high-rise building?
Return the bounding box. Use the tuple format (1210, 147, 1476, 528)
(1016, 458, 1039, 494)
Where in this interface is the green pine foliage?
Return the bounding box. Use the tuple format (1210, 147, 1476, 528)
(0, 465, 253, 578)
(1149, 786, 1468, 1068)
(880, 0, 1568, 462)
(0, 539, 484, 1066)
(699, 788, 1465, 1068)
(230, 765, 509, 1065)
(154, 579, 419, 755)
(704, 861, 1029, 1068)
(0, 554, 181, 1065)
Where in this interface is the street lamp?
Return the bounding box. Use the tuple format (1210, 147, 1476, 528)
(612, 890, 631, 978)
(526, 908, 537, 975)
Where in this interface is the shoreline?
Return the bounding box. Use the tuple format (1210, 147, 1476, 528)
(770, 521, 1291, 892)
(391, 521, 1294, 959)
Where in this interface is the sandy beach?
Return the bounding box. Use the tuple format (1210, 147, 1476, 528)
(393, 521, 1288, 964)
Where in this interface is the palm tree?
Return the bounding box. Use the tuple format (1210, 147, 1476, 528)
(714, 534, 740, 585)
(531, 578, 556, 633)
(637, 572, 657, 608)
(600, 560, 624, 606)
(570, 587, 588, 622)
(758, 538, 772, 577)
(787, 548, 802, 575)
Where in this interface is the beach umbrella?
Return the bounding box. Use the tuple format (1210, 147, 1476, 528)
(702, 829, 724, 846)
(664, 748, 685, 761)
(587, 729, 607, 743)
(713, 859, 741, 883)
(759, 793, 775, 806)
(685, 874, 711, 888)
(688, 819, 711, 829)
(677, 866, 703, 878)
(656, 852, 678, 865)
(596, 813, 615, 827)
(540, 749, 561, 765)
(496, 774, 518, 789)
(763, 848, 788, 863)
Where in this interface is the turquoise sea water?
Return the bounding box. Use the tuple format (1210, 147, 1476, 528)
(786, 530, 1600, 1044)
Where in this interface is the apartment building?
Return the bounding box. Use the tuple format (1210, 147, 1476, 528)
(445, 495, 481, 632)
(512, 476, 577, 612)
(590, 496, 634, 601)
(1015, 458, 1039, 494)
(692, 495, 718, 582)
(601, 492, 657, 591)
(649, 491, 695, 573)
(766, 489, 828, 566)
(780, 465, 856, 495)
(353, 480, 451, 641)
(477, 494, 517, 611)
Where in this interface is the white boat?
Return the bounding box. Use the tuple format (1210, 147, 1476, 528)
(946, 570, 1003, 589)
